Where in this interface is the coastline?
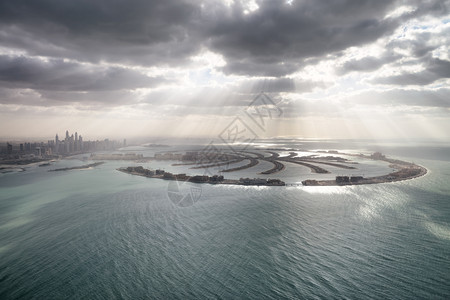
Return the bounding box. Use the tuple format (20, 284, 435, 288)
(117, 151, 428, 187)
(49, 162, 105, 172)
(116, 167, 286, 186)
(302, 163, 427, 186)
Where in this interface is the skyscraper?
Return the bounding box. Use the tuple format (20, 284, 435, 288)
(70, 134, 74, 153)
(65, 130, 69, 153)
(6, 142, 12, 155)
(79, 135, 83, 151)
(75, 132, 78, 151)
(55, 133, 59, 153)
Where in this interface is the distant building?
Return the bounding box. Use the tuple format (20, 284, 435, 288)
(163, 172, 175, 179)
(302, 179, 318, 186)
(154, 152, 183, 160)
(371, 152, 385, 160)
(1, 130, 121, 157)
(182, 152, 199, 161)
(175, 173, 189, 181)
(336, 176, 350, 184)
(79, 135, 83, 151)
(74, 132, 78, 151)
(190, 175, 209, 183)
(350, 176, 364, 182)
(6, 143, 12, 155)
(210, 175, 224, 182)
(239, 178, 267, 185)
(55, 134, 59, 153)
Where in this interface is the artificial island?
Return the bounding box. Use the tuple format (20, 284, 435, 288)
(116, 149, 427, 187)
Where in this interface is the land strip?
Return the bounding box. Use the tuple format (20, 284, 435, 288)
(49, 162, 105, 172)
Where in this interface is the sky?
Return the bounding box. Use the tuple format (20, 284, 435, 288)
(0, 0, 449, 141)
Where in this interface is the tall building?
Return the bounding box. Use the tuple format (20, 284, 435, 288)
(74, 132, 78, 151)
(55, 134, 59, 153)
(79, 135, 83, 151)
(65, 138, 69, 153)
(78, 134, 84, 151)
(65, 130, 69, 153)
(70, 134, 74, 153)
(6, 142, 12, 155)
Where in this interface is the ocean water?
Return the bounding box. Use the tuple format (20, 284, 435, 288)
(1, 142, 449, 299)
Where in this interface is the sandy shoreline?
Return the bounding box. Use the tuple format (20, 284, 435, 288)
(118, 151, 428, 187)
(302, 163, 427, 186)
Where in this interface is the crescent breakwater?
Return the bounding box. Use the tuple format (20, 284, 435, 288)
(117, 167, 286, 186)
(117, 150, 427, 187)
(49, 162, 105, 172)
(302, 152, 427, 186)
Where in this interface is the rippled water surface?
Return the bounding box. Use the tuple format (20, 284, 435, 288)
(1, 143, 449, 299)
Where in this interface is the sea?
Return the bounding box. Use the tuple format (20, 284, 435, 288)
(1, 140, 449, 299)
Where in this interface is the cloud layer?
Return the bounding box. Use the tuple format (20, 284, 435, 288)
(0, 0, 449, 138)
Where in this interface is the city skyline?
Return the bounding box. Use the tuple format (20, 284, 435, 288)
(1, 129, 123, 157)
(0, 1, 449, 141)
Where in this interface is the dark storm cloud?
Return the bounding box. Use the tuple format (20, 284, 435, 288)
(386, 25, 450, 59)
(0, 55, 166, 91)
(0, 0, 447, 114)
(206, 0, 407, 76)
(0, 0, 202, 66)
(1, 0, 448, 77)
(338, 53, 401, 74)
(339, 22, 450, 78)
(0, 87, 143, 107)
(373, 58, 450, 86)
(209, 0, 449, 76)
(39, 90, 141, 106)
